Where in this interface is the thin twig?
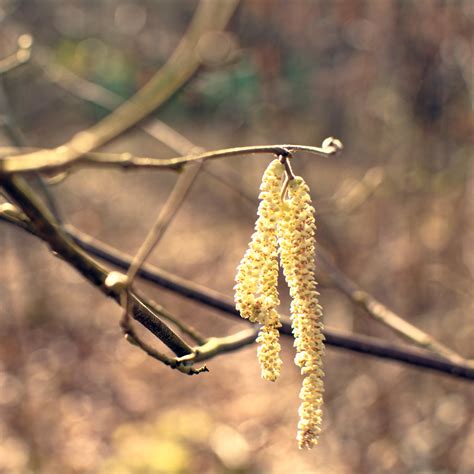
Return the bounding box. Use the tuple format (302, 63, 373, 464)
(14, 57, 464, 363)
(0, 142, 341, 176)
(0, 34, 33, 75)
(0, 176, 195, 360)
(0, 1, 239, 175)
(2, 208, 472, 380)
(126, 163, 203, 284)
(316, 247, 468, 364)
(192, 329, 259, 362)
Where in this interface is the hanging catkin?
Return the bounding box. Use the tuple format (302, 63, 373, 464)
(278, 176, 325, 449)
(234, 159, 284, 381)
(235, 160, 325, 448)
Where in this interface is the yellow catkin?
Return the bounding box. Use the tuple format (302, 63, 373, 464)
(234, 159, 284, 381)
(278, 176, 325, 449)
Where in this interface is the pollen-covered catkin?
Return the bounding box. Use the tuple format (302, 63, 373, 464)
(278, 176, 325, 449)
(256, 309, 282, 381)
(234, 159, 284, 380)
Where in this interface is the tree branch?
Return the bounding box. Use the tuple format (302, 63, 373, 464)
(2, 12, 465, 378)
(0, 1, 239, 174)
(1, 208, 472, 380)
(0, 176, 195, 359)
(316, 247, 468, 364)
(0, 34, 32, 75)
(0, 141, 342, 176)
(26, 54, 462, 364)
(1, 0, 242, 374)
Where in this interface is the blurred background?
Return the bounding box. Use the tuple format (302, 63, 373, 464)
(0, 1, 473, 473)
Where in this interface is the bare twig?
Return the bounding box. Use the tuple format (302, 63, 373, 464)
(192, 329, 259, 362)
(23, 55, 468, 363)
(2, 207, 472, 380)
(0, 142, 341, 176)
(0, 176, 195, 360)
(316, 247, 468, 364)
(0, 34, 33, 74)
(126, 163, 202, 284)
(0, 1, 239, 175)
(21, 55, 467, 364)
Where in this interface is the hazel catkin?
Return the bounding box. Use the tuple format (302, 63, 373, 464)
(278, 177, 325, 449)
(234, 159, 284, 380)
(234, 161, 325, 448)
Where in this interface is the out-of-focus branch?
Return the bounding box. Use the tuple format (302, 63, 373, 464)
(33, 46, 200, 154)
(0, 1, 239, 173)
(0, 34, 32, 74)
(1, 0, 244, 374)
(316, 247, 468, 364)
(1, 207, 472, 380)
(125, 162, 203, 281)
(0, 65, 63, 222)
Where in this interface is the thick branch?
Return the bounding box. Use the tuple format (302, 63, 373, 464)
(0, 176, 194, 358)
(2, 209, 472, 380)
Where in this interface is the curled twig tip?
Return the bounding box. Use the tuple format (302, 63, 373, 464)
(322, 136, 344, 155)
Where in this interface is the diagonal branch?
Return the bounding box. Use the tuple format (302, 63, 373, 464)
(0, 34, 33, 75)
(26, 54, 464, 364)
(0, 1, 239, 173)
(19, 54, 466, 364)
(0, 176, 194, 359)
(1, 207, 472, 381)
(315, 247, 467, 364)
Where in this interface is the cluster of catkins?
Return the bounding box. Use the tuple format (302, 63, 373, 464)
(234, 159, 325, 449)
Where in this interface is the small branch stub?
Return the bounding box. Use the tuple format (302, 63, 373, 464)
(104, 271, 129, 293)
